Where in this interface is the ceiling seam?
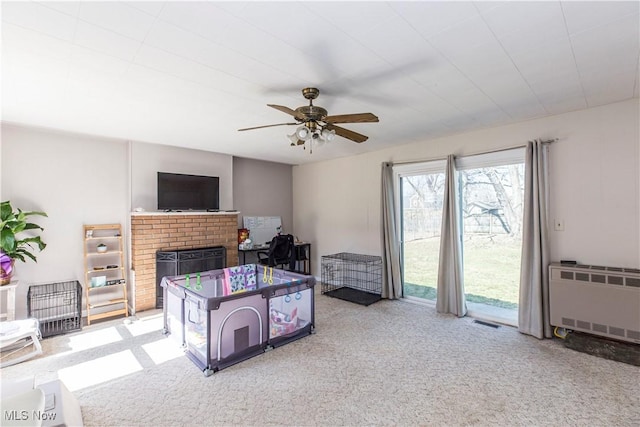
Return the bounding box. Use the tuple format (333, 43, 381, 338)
(474, 2, 550, 117)
(390, 4, 510, 126)
(558, 1, 589, 109)
(382, 3, 477, 133)
(113, 2, 167, 100)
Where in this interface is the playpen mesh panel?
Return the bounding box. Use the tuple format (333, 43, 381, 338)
(27, 281, 82, 338)
(321, 253, 382, 306)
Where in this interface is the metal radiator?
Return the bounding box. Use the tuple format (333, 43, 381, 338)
(549, 263, 640, 343)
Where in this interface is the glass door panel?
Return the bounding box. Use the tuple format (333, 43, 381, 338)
(400, 172, 446, 301)
(458, 163, 524, 319)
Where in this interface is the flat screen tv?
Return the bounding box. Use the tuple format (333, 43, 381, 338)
(157, 172, 220, 211)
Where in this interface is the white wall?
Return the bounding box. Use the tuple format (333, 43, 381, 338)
(130, 142, 233, 211)
(293, 99, 640, 275)
(1, 124, 129, 318)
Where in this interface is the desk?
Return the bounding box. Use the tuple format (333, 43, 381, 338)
(238, 245, 269, 265)
(239, 243, 311, 275)
(0, 280, 19, 321)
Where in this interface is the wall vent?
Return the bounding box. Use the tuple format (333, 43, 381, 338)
(550, 263, 640, 344)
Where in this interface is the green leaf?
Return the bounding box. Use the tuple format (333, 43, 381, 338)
(23, 223, 44, 231)
(0, 201, 12, 221)
(0, 200, 47, 263)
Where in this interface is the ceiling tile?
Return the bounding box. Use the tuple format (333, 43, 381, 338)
(445, 39, 516, 84)
(570, 14, 640, 73)
(530, 77, 584, 99)
(123, 1, 166, 17)
(133, 44, 263, 97)
(74, 21, 142, 62)
(144, 20, 216, 63)
(348, 13, 439, 69)
(210, 19, 325, 83)
(2, 1, 77, 41)
(561, 0, 639, 35)
(69, 45, 130, 76)
(230, 2, 334, 50)
(413, 58, 477, 101)
(235, 24, 383, 84)
(66, 67, 121, 100)
(78, 2, 156, 41)
(541, 95, 588, 115)
(2, 52, 69, 97)
(583, 70, 637, 106)
(2, 22, 73, 61)
(36, 1, 81, 17)
(481, 1, 566, 40)
(507, 36, 579, 86)
(144, 19, 302, 93)
(391, 1, 480, 39)
(301, 2, 397, 39)
(473, 1, 503, 13)
(428, 15, 497, 56)
(157, 2, 237, 43)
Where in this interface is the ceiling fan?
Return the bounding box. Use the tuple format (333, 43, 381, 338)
(238, 87, 379, 148)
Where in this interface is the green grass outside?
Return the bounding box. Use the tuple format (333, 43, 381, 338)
(403, 235, 520, 309)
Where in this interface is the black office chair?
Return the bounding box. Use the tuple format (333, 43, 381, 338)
(257, 234, 296, 271)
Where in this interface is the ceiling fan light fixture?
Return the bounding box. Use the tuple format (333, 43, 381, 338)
(239, 87, 378, 152)
(286, 132, 298, 146)
(321, 128, 336, 142)
(295, 125, 310, 140)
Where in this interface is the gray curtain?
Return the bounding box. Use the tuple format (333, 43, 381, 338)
(436, 155, 466, 317)
(519, 140, 552, 338)
(381, 162, 402, 299)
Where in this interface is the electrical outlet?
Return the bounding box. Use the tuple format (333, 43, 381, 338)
(554, 219, 564, 231)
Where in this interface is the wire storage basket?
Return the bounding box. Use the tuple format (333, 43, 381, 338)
(27, 280, 82, 338)
(321, 253, 382, 306)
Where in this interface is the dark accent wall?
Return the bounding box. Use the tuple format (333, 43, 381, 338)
(232, 157, 294, 236)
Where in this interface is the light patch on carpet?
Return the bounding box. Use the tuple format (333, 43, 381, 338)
(142, 338, 185, 365)
(123, 316, 164, 337)
(56, 327, 123, 356)
(58, 350, 143, 391)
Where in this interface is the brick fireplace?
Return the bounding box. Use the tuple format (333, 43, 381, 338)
(130, 212, 239, 312)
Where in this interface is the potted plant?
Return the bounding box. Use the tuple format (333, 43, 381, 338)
(1, 200, 47, 285)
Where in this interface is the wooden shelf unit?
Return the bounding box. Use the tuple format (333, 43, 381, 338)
(83, 224, 129, 325)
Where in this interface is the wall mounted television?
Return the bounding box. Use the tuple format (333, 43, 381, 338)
(157, 172, 220, 211)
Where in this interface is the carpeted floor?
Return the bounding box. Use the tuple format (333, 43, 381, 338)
(2, 288, 639, 426)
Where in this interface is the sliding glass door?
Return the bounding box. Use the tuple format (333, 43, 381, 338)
(396, 149, 524, 323)
(456, 149, 525, 322)
(396, 161, 446, 302)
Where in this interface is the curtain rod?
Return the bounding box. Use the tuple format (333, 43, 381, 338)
(389, 138, 558, 166)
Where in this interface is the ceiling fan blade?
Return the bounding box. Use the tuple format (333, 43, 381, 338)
(324, 113, 379, 124)
(326, 124, 368, 143)
(238, 122, 297, 131)
(267, 104, 305, 121)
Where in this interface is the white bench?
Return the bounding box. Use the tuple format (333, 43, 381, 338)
(0, 318, 43, 368)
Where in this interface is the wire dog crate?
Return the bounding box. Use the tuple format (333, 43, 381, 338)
(28, 281, 82, 338)
(321, 253, 382, 306)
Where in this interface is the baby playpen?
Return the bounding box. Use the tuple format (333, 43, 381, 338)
(161, 263, 315, 375)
